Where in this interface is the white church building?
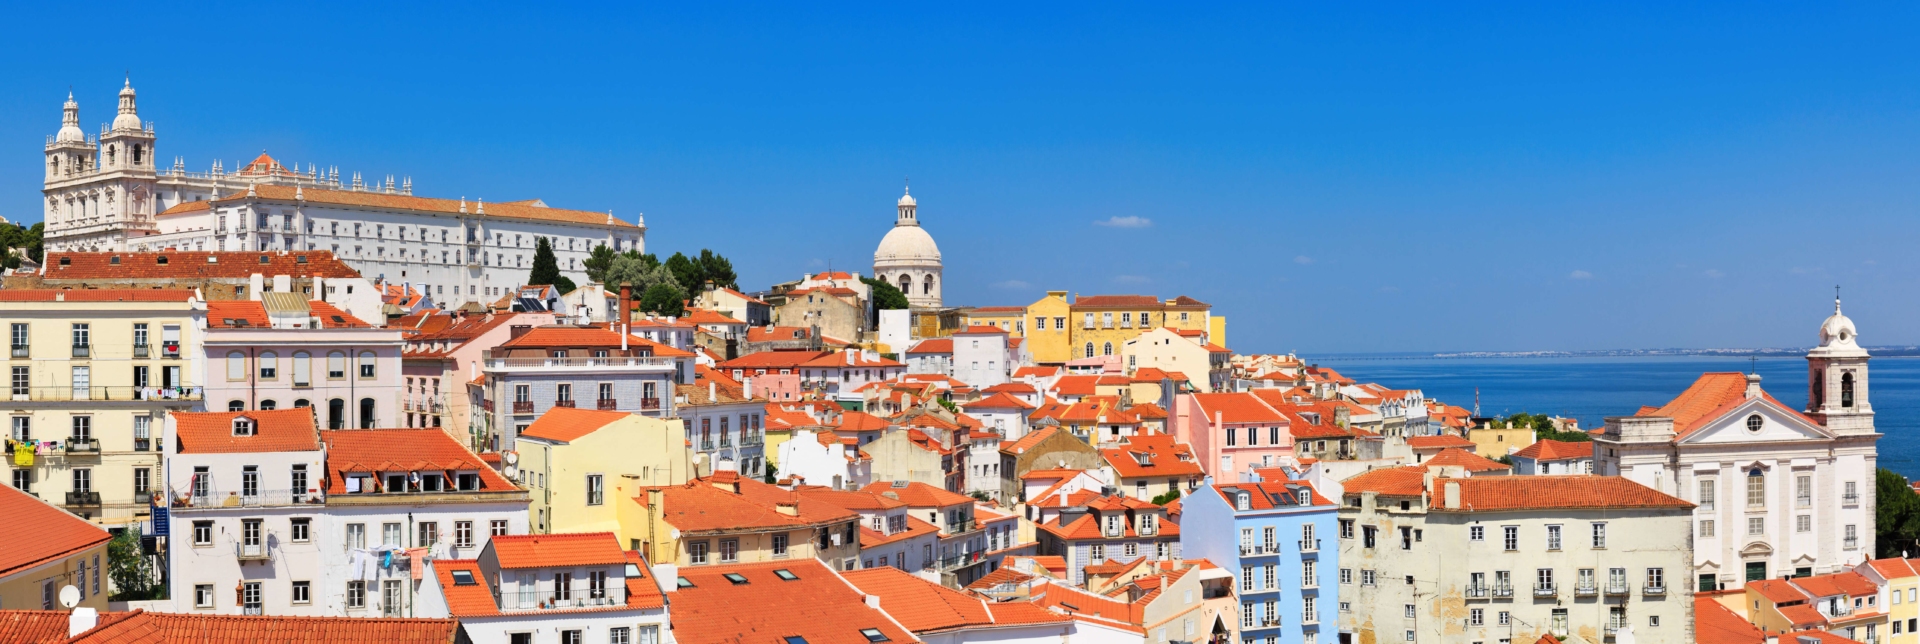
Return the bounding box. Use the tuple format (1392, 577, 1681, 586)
(41, 80, 644, 309)
(1595, 297, 1879, 590)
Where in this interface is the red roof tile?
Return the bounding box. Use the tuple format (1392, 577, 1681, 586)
(427, 559, 499, 617)
(1638, 372, 1819, 439)
(1101, 434, 1203, 479)
(0, 485, 111, 580)
(845, 567, 1069, 633)
(0, 289, 197, 302)
(1406, 434, 1474, 450)
(0, 611, 71, 644)
(1341, 467, 1429, 497)
(43, 251, 362, 280)
(858, 481, 973, 508)
(206, 301, 269, 327)
(517, 406, 634, 443)
(1511, 439, 1593, 461)
(489, 532, 628, 570)
(1423, 448, 1511, 473)
(637, 477, 856, 534)
(671, 559, 917, 644)
(1441, 475, 1693, 512)
(906, 338, 952, 354)
(171, 408, 320, 454)
(64, 609, 457, 643)
(1694, 597, 1767, 644)
(1189, 392, 1287, 424)
(320, 428, 516, 494)
(961, 392, 1037, 411)
(1213, 480, 1334, 510)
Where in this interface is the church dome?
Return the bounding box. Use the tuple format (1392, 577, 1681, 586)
(897, 191, 916, 208)
(111, 80, 141, 130)
(875, 224, 941, 263)
(1820, 299, 1858, 348)
(55, 93, 85, 143)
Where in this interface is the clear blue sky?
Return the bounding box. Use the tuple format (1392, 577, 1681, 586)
(4, 3, 1918, 354)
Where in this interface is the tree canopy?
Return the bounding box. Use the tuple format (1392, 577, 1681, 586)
(1878, 468, 1920, 558)
(640, 282, 688, 317)
(108, 529, 161, 600)
(861, 276, 911, 310)
(1502, 412, 1590, 443)
(0, 222, 43, 270)
(527, 237, 575, 294)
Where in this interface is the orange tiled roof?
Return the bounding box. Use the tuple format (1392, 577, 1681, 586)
(489, 532, 627, 570)
(1190, 392, 1287, 424)
(1002, 425, 1063, 455)
(1213, 480, 1335, 510)
(843, 566, 1069, 633)
(1694, 597, 1767, 644)
(859, 480, 973, 508)
(837, 411, 892, 432)
(64, 609, 457, 643)
(1406, 434, 1474, 450)
(320, 428, 516, 494)
(1441, 475, 1692, 512)
(906, 338, 953, 354)
(1341, 466, 1429, 497)
(1792, 571, 1879, 598)
(428, 559, 499, 617)
(1865, 558, 1919, 580)
(206, 301, 270, 327)
(1423, 448, 1511, 473)
(638, 477, 856, 534)
(306, 300, 372, 327)
(517, 406, 633, 443)
(1511, 439, 1593, 462)
(962, 392, 1037, 411)
(672, 559, 916, 644)
(0, 611, 70, 644)
(1101, 434, 1202, 479)
(42, 251, 361, 280)
(0, 485, 111, 580)
(197, 184, 636, 229)
(1638, 372, 1819, 439)
(171, 408, 320, 454)
(0, 289, 197, 302)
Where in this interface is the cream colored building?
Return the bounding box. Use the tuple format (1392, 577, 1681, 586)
(1338, 467, 1695, 644)
(0, 483, 113, 612)
(514, 406, 692, 537)
(621, 471, 863, 571)
(1123, 326, 1221, 393)
(1, 290, 205, 527)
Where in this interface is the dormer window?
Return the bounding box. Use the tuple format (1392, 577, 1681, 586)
(457, 473, 480, 491)
(232, 417, 255, 436)
(386, 474, 407, 493)
(1237, 492, 1251, 511)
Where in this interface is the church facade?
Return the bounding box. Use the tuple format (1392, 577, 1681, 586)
(1595, 298, 1879, 589)
(872, 187, 943, 309)
(40, 80, 644, 309)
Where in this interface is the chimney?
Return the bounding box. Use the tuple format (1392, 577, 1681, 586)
(620, 283, 632, 329)
(744, 377, 754, 399)
(654, 563, 679, 593)
(68, 608, 97, 637)
(709, 380, 717, 402)
(1746, 373, 1763, 400)
(1444, 481, 1461, 509)
(775, 501, 800, 516)
(509, 325, 532, 340)
(249, 273, 265, 300)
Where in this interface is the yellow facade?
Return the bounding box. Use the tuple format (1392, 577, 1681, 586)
(1466, 425, 1536, 458)
(0, 294, 205, 526)
(963, 307, 1028, 337)
(1888, 569, 1920, 644)
(1209, 316, 1228, 351)
(616, 483, 858, 567)
(1022, 292, 1074, 364)
(0, 541, 110, 612)
(516, 413, 692, 539)
(1065, 296, 1212, 362)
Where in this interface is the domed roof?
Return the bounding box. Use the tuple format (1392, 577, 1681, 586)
(112, 79, 141, 130)
(112, 112, 141, 130)
(875, 224, 941, 264)
(1820, 299, 1858, 348)
(897, 189, 916, 208)
(55, 93, 85, 143)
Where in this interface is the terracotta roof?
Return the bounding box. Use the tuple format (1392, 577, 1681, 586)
(1101, 434, 1203, 479)
(0, 485, 111, 581)
(1213, 480, 1334, 510)
(1440, 475, 1692, 512)
(1406, 434, 1474, 450)
(517, 406, 634, 443)
(1747, 578, 1810, 604)
(837, 411, 892, 432)
(498, 326, 694, 357)
(962, 392, 1037, 411)
(1028, 583, 1144, 630)
(42, 251, 362, 280)
(306, 300, 371, 327)
(966, 566, 1038, 590)
(1073, 295, 1161, 307)
(858, 481, 973, 508)
(206, 301, 270, 327)
(171, 408, 320, 454)
(64, 609, 457, 643)
(1694, 598, 1767, 644)
(1189, 392, 1287, 424)
(1002, 426, 1063, 455)
(489, 532, 628, 570)
(1341, 466, 1429, 497)
(428, 559, 499, 617)
(671, 559, 916, 644)
(320, 428, 516, 494)
(1638, 372, 1817, 439)
(1792, 571, 1879, 598)
(0, 611, 73, 644)
(193, 184, 636, 229)
(1423, 448, 1511, 473)
(1512, 439, 1593, 462)
(637, 476, 856, 534)
(1864, 558, 1919, 580)
(0, 289, 197, 302)
(844, 567, 1070, 633)
(798, 351, 903, 369)
(906, 338, 952, 354)
(745, 327, 815, 343)
(1777, 603, 1829, 628)
(1012, 366, 1059, 378)
(678, 308, 745, 326)
(1051, 375, 1128, 397)
(952, 325, 1008, 335)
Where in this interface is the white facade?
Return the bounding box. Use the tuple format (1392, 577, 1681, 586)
(873, 188, 943, 309)
(778, 428, 870, 490)
(162, 415, 328, 616)
(950, 328, 1011, 389)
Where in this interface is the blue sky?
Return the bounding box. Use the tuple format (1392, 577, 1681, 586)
(3, 3, 1919, 354)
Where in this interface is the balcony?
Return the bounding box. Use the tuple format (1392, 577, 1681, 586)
(10, 386, 204, 402)
(1299, 538, 1320, 553)
(1533, 583, 1557, 597)
(1605, 582, 1630, 596)
(1643, 584, 1666, 596)
(700, 441, 714, 451)
(486, 356, 674, 369)
(553, 399, 575, 408)
(1575, 582, 1598, 596)
(1465, 584, 1488, 598)
(65, 491, 101, 507)
(170, 489, 322, 509)
(10, 345, 26, 358)
(938, 551, 985, 571)
(640, 397, 661, 410)
(1301, 613, 1318, 626)
(65, 437, 100, 454)
(1845, 537, 1861, 550)
(234, 542, 270, 562)
(134, 491, 152, 505)
(597, 398, 618, 411)
(72, 344, 90, 358)
(512, 401, 535, 414)
(133, 438, 151, 452)
(133, 344, 149, 358)
(498, 583, 626, 611)
(719, 439, 732, 448)
(1844, 493, 1861, 505)
(1491, 584, 1514, 598)
(1605, 624, 1621, 637)
(162, 341, 180, 358)
(1239, 545, 1271, 557)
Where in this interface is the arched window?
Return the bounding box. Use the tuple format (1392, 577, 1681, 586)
(132, 144, 143, 165)
(1812, 371, 1825, 408)
(228, 400, 245, 412)
(258, 351, 278, 380)
(898, 274, 911, 293)
(105, 146, 116, 165)
(359, 398, 377, 429)
(1085, 343, 1096, 358)
(328, 399, 345, 430)
(259, 399, 277, 411)
(293, 399, 310, 408)
(1841, 372, 1855, 408)
(923, 274, 934, 295)
(1746, 468, 1765, 507)
(1103, 342, 1113, 356)
(227, 351, 247, 381)
(358, 351, 377, 379)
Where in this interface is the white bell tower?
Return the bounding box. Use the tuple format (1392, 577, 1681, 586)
(1807, 291, 1873, 435)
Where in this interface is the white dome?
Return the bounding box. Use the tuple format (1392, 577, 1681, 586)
(898, 191, 916, 207)
(56, 124, 85, 143)
(112, 112, 141, 130)
(875, 224, 941, 263)
(1820, 304, 1858, 348)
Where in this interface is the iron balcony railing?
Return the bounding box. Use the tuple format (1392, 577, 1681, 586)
(234, 542, 270, 561)
(133, 344, 149, 358)
(1464, 584, 1488, 598)
(1845, 537, 1861, 550)
(9, 386, 203, 402)
(65, 438, 100, 453)
(1575, 582, 1598, 596)
(597, 398, 619, 410)
(1239, 544, 1272, 556)
(640, 397, 661, 410)
(486, 357, 674, 369)
(72, 344, 90, 358)
(1490, 584, 1514, 598)
(170, 488, 322, 509)
(1844, 493, 1861, 505)
(1299, 539, 1320, 553)
(1533, 582, 1557, 597)
(498, 582, 626, 610)
(512, 401, 535, 414)
(1643, 583, 1666, 596)
(134, 491, 152, 505)
(700, 441, 714, 450)
(162, 341, 181, 358)
(553, 400, 575, 408)
(10, 345, 27, 358)
(65, 491, 101, 506)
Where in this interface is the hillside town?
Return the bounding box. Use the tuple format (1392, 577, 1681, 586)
(0, 80, 1902, 644)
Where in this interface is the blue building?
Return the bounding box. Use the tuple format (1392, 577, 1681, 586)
(1180, 475, 1339, 644)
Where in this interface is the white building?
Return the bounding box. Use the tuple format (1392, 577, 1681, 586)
(414, 533, 669, 644)
(949, 325, 1012, 389)
(1595, 299, 1880, 588)
(41, 81, 645, 310)
(872, 187, 942, 309)
(960, 392, 1035, 441)
(778, 428, 871, 490)
(203, 298, 403, 430)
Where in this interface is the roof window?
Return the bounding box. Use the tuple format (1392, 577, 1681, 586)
(232, 417, 256, 436)
(723, 573, 749, 585)
(259, 255, 270, 264)
(773, 569, 798, 581)
(156, 256, 168, 265)
(784, 638, 809, 644)
(625, 563, 643, 577)
(450, 570, 476, 586)
(108, 256, 119, 265)
(59, 257, 70, 266)
(861, 629, 890, 643)
(675, 577, 694, 588)
(296, 255, 308, 264)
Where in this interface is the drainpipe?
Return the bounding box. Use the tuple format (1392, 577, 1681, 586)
(248, 347, 257, 410)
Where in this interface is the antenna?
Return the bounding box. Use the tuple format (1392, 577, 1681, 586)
(1750, 356, 1759, 375)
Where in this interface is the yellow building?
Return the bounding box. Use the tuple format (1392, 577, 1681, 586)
(0, 290, 206, 527)
(1860, 558, 1920, 644)
(964, 306, 1028, 337)
(1466, 424, 1537, 458)
(1022, 291, 1074, 364)
(619, 472, 862, 569)
(514, 406, 692, 537)
(0, 483, 112, 611)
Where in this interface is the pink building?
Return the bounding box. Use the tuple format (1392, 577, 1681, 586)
(1175, 391, 1292, 478)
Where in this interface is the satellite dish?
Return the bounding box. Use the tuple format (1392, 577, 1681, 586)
(503, 465, 518, 480)
(58, 585, 79, 609)
(503, 451, 519, 465)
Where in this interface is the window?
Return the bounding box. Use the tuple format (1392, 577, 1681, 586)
(1341, 568, 1353, 584)
(1502, 526, 1518, 551)
(1363, 526, 1376, 548)
(258, 352, 278, 379)
(492, 520, 509, 536)
(228, 351, 247, 380)
(358, 351, 377, 378)
(1797, 475, 1813, 507)
(689, 541, 710, 565)
(1590, 522, 1607, 548)
(292, 352, 311, 386)
(1746, 413, 1764, 432)
(587, 474, 604, 505)
(1747, 469, 1766, 507)
(383, 522, 402, 546)
(1646, 567, 1665, 591)
(346, 581, 366, 609)
(346, 523, 366, 550)
(292, 580, 311, 604)
(1698, 478, 1715, 509)
(1797, 515, 1812, 532)
(195, 584, 214, 608)
(1700, 520, 1715, 537)
(1362, 570, 1376, 585)
(1470, 525, 1484, 541)
(419, 522, 438, 546)
(1749, 517, 1765, 535)
(1340, 519, 1354, 539)
(1546, 525, 1561, 550)
(328, 352, 347, 379)
(292, 518, 311, 542)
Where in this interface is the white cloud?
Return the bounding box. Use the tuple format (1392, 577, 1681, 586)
(1294, 255, 1314, 265)
(1113, 275, 1151, 284)
(1095, 216, 1152, 229)
(1704, 269, 1725, 279)
(992, 280, 1031, 290)
(1569, 270, 1592, 280)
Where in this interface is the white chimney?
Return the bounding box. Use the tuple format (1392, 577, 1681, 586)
(744, 377, 754, 399)
(68, 607, 97, 637)
(1745, 373, 1763, 400)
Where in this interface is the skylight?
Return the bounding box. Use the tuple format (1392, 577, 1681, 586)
(773, 569, 798, 581)
(676, 577, 694, 588)
(626, 563, 643, 577)
(724, 573, 749, 585)
(450, 570, 476, 586)
(784, 637, 809, 644)
(861, 628, 890, 643)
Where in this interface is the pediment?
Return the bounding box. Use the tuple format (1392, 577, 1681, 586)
(1679, 398, 1832, 445)
(1740, 541, 1775, 557)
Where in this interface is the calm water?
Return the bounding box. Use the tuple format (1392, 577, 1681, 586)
(1314, 355, 1920, 479)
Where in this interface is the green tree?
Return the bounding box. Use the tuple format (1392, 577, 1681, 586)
(664, 252, 704, 295)
(861, 276, 911, 310)
(1150, 489, 1182, 506)
(605, 255, 676, 294)
(696, 249, 738, 290)
(107, 529, 160, 600)
(583, 244, 620, 284)
(1877, 468, 1920, 558)
(640, 282, 688, 317)
(525, 237, 575, 294)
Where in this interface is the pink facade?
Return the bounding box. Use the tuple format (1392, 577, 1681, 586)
(1176, 392, 1293, 478)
